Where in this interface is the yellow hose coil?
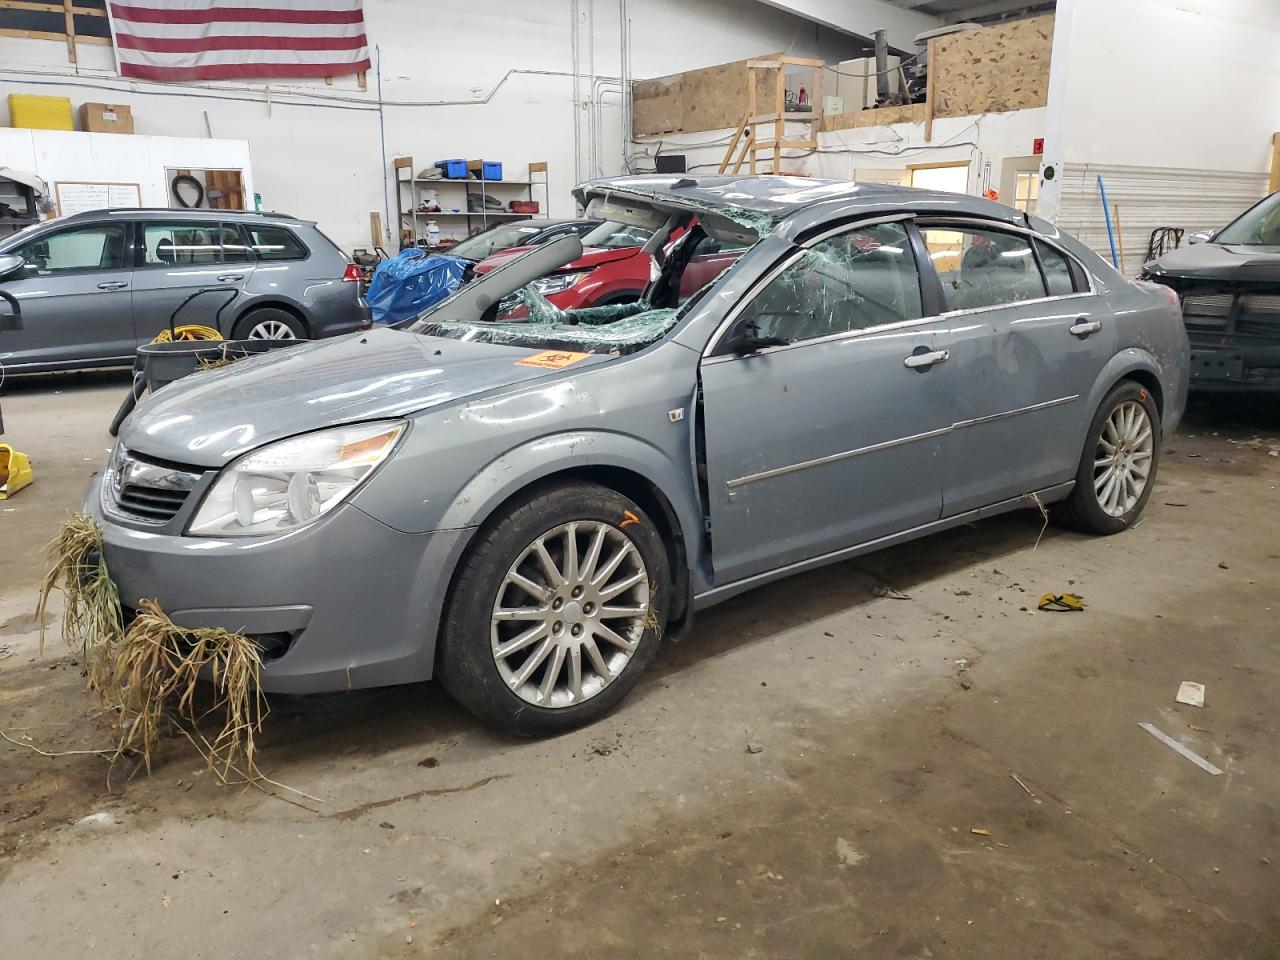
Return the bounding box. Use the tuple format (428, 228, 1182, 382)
(150, 325, 224, 343)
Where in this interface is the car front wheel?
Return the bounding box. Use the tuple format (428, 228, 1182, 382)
(1054, 380, 1161, 534)
(438, 481, 669, 735)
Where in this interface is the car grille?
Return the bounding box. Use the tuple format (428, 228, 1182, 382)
(116, 484, 191, 522)
(1180, 289, 1280, 339)
(1237, 294, 1280, 339)
(108, 447, 204, 526)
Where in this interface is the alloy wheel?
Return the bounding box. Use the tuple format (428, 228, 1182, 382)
(248, 319, 297, 340)
(1092, 399, 1154, 517)
(490, 520, 651, 709)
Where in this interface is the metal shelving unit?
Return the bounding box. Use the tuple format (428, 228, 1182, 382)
(393, 159, 549, 246)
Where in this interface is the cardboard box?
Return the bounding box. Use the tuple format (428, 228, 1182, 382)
(79, 102, 135, 134)
(8, 94, 74, 131)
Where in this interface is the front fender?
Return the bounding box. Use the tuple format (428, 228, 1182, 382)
(437, 429, 704, 554)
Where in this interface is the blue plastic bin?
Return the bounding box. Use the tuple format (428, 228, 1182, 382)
(475, 161, 502, 181)
(435, 159, 467, 179)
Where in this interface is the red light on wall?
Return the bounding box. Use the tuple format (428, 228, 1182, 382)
(1033, 138, 1045, 155)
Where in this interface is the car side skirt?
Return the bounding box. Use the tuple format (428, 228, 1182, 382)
(691, 480, 1076, 611)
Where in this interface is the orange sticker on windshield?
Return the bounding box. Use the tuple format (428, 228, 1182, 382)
(515, 350, 591, 369)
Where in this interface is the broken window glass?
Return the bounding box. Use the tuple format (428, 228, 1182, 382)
(738, 221, 923, 343)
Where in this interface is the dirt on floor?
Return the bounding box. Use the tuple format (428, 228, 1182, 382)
(1, 372, 1278, 959)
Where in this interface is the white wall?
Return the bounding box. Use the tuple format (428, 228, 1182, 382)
(0, 0, 872, 251)
(0, 128, 254, 210)
(1039, 0, 1280, 226)
(754, 0, 940, 48)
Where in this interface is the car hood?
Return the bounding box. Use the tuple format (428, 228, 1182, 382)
(1146, 242, 1280, 282)
(119, 327, 610, 467)
(474, 243, 637, 274)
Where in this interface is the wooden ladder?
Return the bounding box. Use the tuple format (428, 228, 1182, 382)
(719, 56, 823, 176)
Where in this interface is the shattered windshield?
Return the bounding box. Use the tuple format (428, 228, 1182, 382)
(413, 296, 687, 355)
(1214, 192, 1280, 246)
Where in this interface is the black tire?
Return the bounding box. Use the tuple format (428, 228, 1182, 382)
(437, 481, 669, 736)
(232, 307, 307, 341)
(1053, 379, 1161, 535)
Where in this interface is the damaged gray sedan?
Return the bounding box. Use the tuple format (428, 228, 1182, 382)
(94, 175, 1189, 735)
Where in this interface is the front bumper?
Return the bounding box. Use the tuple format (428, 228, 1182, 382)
(87, 476, 471, 693)
(1187, 339, 1280, 390)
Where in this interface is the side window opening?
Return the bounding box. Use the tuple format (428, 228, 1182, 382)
(15, 224, 128, 274)
(247, 225, 308, 261)
(1033, 238, 1078, 297)
(920, 225, 1048, 311)
(735, 221, 924, 345)
(141, 223, 231, 266)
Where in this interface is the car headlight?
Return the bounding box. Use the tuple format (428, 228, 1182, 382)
(187, 420, 406, 537)
(529, 272, 588, 296)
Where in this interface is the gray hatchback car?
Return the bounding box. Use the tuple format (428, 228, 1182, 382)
(0, 208, 367, 373)
(91, 176, 1189, 735)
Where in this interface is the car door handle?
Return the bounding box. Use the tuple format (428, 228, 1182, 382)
(97, 280, 128, 290)
(903, 349, 950, 369)
(1069, 318, 1102, 337)
(217, 274, 244, 282)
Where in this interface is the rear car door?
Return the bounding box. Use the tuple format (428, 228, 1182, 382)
(916, 221, 1113, 513)
(699, 219, 954, 583)
(0, 220, 135, 369)
(129, 220, 255, 343)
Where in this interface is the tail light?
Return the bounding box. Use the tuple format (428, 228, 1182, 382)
(341, 262, 361, 283)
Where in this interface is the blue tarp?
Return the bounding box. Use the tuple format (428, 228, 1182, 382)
(367, 249, 468, 324)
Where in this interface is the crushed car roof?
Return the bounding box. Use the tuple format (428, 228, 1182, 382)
(574, 174, 1026, 231)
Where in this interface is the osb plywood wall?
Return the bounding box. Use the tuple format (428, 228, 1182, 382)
(933, 14, 1054, 117)
(631, 54, 781, 137)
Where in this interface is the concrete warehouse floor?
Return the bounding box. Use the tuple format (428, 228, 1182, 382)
(1, 370, 1278, 960)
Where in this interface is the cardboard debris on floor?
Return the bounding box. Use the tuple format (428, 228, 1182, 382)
(1176, 681, 1206, 708)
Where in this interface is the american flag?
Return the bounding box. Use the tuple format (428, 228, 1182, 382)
(106, 1, 371, 83)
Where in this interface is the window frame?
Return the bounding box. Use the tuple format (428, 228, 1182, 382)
(913, 216, 1095, 318)
(705, 213, 934, 360)
(133, 219, 248, 269)
(12, 221, 133, 277)
(242, 222, 311, 263)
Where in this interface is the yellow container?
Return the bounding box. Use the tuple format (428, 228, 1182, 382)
(0, 443, 34, 499)
(8, 94, 74, 131)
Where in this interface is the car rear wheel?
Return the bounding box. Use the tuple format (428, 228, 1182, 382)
(1053, 380, 1160, 535)
(438, 481, 669, 736)
(234, 308, 306, 341)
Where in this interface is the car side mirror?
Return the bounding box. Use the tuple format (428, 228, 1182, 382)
(0, 254, 25, 283)
(1188, 230, 1214, 245)
(724, 318, 789, 355)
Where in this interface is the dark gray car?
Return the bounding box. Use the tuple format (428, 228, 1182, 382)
(90, 176, 1189, 735)
(0, 208, 367, 373)
(1143, 190, 1280, 390)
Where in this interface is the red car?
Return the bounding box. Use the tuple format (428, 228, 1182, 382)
(474, 220, 742, 316)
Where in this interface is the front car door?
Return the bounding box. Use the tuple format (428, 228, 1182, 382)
(0, 220, 135, 370)
(698, 218, 955, 584)
(916, 220, 1113, 513)
(129, 220, 255, 343)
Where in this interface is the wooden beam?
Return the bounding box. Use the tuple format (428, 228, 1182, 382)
(719, 112, 750, 174)
(357, 70, 367, 91)
(62, 0, 75, 64)
(370, 211, 382, 246)
(1270, 132, 1280, 194)
(923, 37, 936, 143)
(0, 1, 105, 14)
(0, 27, 107, 43)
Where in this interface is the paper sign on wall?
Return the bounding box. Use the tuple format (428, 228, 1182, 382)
(55, 181, 142, 218)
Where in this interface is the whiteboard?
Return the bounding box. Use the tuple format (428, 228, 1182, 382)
(55, 181, 142, 218)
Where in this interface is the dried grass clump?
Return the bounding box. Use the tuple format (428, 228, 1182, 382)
(37, 514, 267, 781)
(110, 599, 266, 778)
(37, 514, 122, 684)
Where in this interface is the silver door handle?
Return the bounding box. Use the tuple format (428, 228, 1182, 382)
(217, 274, 244, 282)
(1069, 319, 1102, 336)
(903, 349, 950, 369)
(97, 280, 128, 290)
